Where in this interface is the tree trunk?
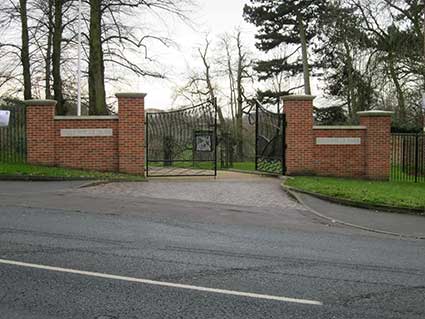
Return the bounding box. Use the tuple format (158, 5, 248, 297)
(206, 68, 225, 130)
(19, 0, 32, 100)
(53, 0, 65, 113)
(45, 0, 53, 99)
(343, 40, 355, 120)
(201, 51, 225, 131)
(297, 16, 311, 95)
(236, 36, 244, 161)
(388, 52, 406, 122)
(89, 0, 107, 115)
(224, 40, 236, 130)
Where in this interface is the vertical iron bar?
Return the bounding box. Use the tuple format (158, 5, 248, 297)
(406, 136, 410, 182)
(0, 106, 3, 163)
(146, 113, 149, 178)
(395, 135, 398, 182)
(398, 135, 401, 181)
(390, 135, 393, 181)
(410, 135, 414, 182)
(13, 106, 16, 162)
(401, 135, 404, 182)
(410, 135, 413, 182)
(214, 98, 218, 177)
(255, 102, 259, 172)
(7, 107, 11, 162)
(415, 133, 419, 183)
(393, 135, 396, 181)
(23, 104, 27, 162)
(13, 106, 16, 163)
(421, 134, 425, 182)
(281, 113, 286, 176)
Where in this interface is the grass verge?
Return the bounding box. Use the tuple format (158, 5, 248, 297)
(227, 162, 256, 171)
(284, 176, 425, 211)
(0, 163, 145, 181)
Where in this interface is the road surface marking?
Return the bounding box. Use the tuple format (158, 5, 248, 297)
(0, 258, 323, 306)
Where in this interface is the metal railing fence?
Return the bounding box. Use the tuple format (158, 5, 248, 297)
(0, 103, 27, 163)
(391, 133, 425, 183)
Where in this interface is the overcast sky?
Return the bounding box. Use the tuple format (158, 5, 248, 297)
(123, 0, 257, 109)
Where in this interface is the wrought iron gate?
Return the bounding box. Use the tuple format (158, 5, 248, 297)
(255, 103, 286, 175)
(146, 101, 217, 177)
(0, 101, 26, 163)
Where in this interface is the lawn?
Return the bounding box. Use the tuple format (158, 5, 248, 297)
(0, 163, 145, 181)
(230, 162, 256, 171)
(148, 160, 256, 172)
(285, 176, 425, 211)
(148, 161, 215, 170)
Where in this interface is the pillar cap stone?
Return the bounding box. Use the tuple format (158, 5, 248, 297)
(115, 93, 147, 98)
(24, 99, 57, 106)
(281, 95, 316, 101)
(357, 110, 394, 117)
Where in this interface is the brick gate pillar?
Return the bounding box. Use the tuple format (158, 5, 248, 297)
(25, 99, 57, 166)
(116, 93, 146, 175)
(282, 95, 315, 175)
(358, 111, 393, 180)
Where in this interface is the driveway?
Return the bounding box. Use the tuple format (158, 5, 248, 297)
(83, 171, 303, 210)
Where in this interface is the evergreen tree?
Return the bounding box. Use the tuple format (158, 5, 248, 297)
(315, 2, 377, 121)
(243, 0, 326, 99)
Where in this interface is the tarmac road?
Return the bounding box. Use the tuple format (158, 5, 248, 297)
(0, 180, 424, 318)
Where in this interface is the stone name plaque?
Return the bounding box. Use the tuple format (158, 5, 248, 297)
(60, 128, 113, 137)
(316, 137, 361, 145)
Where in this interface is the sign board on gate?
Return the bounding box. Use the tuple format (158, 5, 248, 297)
(194, 130, 213, 152)
(0, 110, 10, 127)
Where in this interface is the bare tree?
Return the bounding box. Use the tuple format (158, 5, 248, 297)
(177, 32, 254, 154)
(19, 0, 32, 99)
(88, 0, 107, 115)
(220, 31, 253, 159)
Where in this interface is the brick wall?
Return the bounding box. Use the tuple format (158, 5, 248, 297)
(313, 128, 367, 178)
(117, 93, 145, 175)
(25, 93, 145, 175)
(284, 96, 315, 175)
(359, 112, 393, 180)
(54, 118, 119, 172)
(25, 100, 56, 165)
(282, 96, 393, 180)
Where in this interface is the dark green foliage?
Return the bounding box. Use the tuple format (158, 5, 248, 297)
(257, 158, 282, 175)
(315, 3, 377, 119)
(255, 89, 289, 108)
(314, 106, 347, 126)
(243, 0, 325, 52)
(391, 126, 422, 133)
(244, 0, 327, 98)
(254, 57, 302, 81)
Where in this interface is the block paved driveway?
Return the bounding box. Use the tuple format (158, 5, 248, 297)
(84, 171, 304, 211)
